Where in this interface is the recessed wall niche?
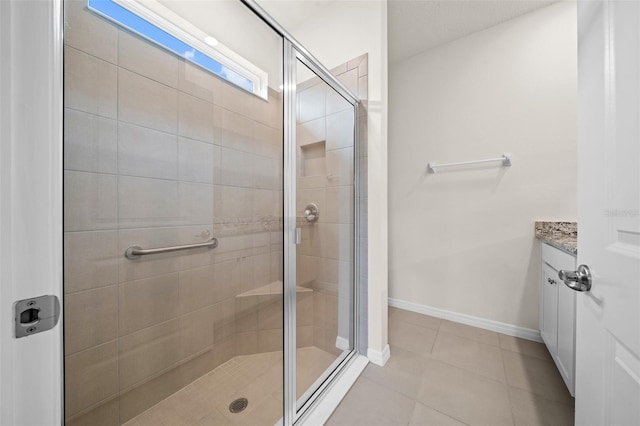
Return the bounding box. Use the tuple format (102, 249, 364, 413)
(301, 140, 326, 176)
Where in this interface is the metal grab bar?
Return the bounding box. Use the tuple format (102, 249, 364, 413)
(125, 238, 218, 260)
(427, 153, 512, 173)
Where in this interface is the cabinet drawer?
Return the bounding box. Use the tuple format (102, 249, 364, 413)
(542, 243, 575, 272)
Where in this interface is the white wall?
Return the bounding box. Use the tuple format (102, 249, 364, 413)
(389, 2, 577, 331)
(289, 0, 389, 361)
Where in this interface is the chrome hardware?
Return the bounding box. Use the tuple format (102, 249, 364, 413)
(427, 153, 512, 173)
(14, 295, 60, 338)
(125, 238, 218, 260)
(559, 264, 592, 292)
(304, 203, 319, 222)
(295, 228, 302, 245)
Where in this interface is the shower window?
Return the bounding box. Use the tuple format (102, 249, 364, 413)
(87, 0, 269, 98)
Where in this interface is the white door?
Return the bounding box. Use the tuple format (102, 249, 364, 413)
(0, 0, 63, 424)
(576, 0, 640, 424)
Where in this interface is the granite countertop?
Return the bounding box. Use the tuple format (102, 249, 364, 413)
(535, 221, 577, 256)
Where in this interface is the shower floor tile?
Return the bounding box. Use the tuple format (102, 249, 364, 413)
(122, 346, 336, 426)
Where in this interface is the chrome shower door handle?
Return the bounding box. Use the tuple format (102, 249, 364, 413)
(559, 264, 592, 292)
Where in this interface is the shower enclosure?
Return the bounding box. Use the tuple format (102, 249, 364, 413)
(62, 0, 364, 424)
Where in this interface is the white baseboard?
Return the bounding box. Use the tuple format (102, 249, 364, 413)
(367, 344, 391, 366)
(388, 298, 542, 343)
(335, 336, 350, 351)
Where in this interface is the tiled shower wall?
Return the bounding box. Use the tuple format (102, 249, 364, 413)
(296, 55, 368, 356)
(63, 1, 283, 424)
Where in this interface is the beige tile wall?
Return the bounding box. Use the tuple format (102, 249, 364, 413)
(295, 55, 368, 357)
(63, 1, 283, 424)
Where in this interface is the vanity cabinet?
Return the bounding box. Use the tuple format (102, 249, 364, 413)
(539, 242, 576, 396)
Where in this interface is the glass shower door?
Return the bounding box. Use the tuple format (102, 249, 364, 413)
(291, 55, 358, 411)
(62, 1, 284, 424)
(63, 0, 362, 423)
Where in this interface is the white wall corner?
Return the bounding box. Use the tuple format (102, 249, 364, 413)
(367, 344, 391, 366)
(389, 298, 542, 343)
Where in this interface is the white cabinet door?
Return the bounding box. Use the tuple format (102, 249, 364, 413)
(556, 280, 576, 395)
(540, 243, 576, 395)
(576, 0, 640, 423)
(540, 262, 558, 356)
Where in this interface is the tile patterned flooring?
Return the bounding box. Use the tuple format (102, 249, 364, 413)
(123, 308, 574, 425)
(327, 307, 575, 426)
(122, 347, 335, 426)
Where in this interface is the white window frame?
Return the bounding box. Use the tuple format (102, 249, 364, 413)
(91, 0, 270, 99)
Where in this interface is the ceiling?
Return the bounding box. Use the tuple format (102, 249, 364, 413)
(258, 0, 557, 65)
(387, 0, 556, 64)
(159, 0, 558, 78)
(258, 0, 335, 32)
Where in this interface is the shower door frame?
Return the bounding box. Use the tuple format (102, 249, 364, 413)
(282, 41, 362, 425)
(242, 0, 363, 423)
(0, 0, 64, 424)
